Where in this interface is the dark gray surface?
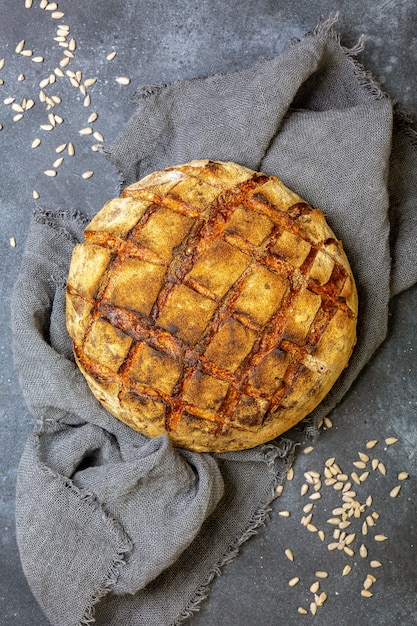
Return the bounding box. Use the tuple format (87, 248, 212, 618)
(0, 1, 416, 624)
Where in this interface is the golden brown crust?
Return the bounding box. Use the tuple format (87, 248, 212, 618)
(66, 160, 358, 452)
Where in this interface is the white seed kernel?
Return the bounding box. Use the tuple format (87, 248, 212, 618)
(44, 169, 57, 177)
(33, 190, 40, 199)
(32, 56, 44, 63)
(107, 51, 117, 60)
(285, 548, 294, 561)
(289, 577, 300, 587)
(82, 170, 94, 179)
(374, 535, 388, 542)
(32, 138, 41, 148)
(385, 437, 398, 445)
(366, 440, 378, 449)
(15, 40, 25, 54)
(342, 565, 351, 576)
(116, 76, 131, 85)
(370, 560, 382, 568)
(53, 157, 64, 168)
(390, 485, 401, 498)
(278, 511, 290, 518)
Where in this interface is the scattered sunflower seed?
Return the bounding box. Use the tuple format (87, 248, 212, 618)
(25, 0, 33, 7)
(389, 485, 401, 498)
(310, 581, 320, 593)
(53, 157, 64, 168)
(32, 56, 44, 63)
(310, 602, 317, 616)
(398, 472, 409, 481)
(106, 51, 117, 60)
(82, 170, 94, 179)
(324, 417, 333, 428)
(370, 560, 382, 568)
(79, 127, 93, 135)
(285, 548, 294, 561)
(315, 571, 328, 579)
(51, 11, 65, 18)
(342, 565, 351, 576)
(286, 467, 294, 481)
(32, 138, 41, 148)
(44, 169, 57, 177)
(366, 440, 378, 449)
(33, 190, 40, 199)
(15, 40, 25, 54)
(278, 511, 290, 518)
(298, 607, 308, 615)
(374, 535, 388, 542)
(385, 437, 398, 445)
(0, 58, 5, 69)
(303, 446, 314, 454)
(68, 142, 75, 156)
(84, 77, 97, 87)
(13, 113, 24, 122)
(56, 143, 67, 153)
(9, 237, 16, 247)
(288, 577, 300, 587)
(361, 590, 373, 598)
(116, 76, 131, 85)
(359, 544, 368, 558)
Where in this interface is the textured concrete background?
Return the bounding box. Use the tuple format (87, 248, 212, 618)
(1, 1, 416, 624)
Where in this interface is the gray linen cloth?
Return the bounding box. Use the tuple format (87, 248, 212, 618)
(12, 15, 417, 626)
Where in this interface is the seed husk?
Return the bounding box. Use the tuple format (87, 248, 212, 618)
(327, 542, 338, 551)
(374, 535, 388, 542)
(285, 548, 294, 561)
(307, 523, 318, 533)
(79, 126, 93, 135)
(366, 440, 378, 449)
(44, 169, 57, 177)
(353, 461, 366, 469)
(56, 143, 67, 153)
(275, 484, 284, 495)
(390, 485, 401, 498)
(363, 578, 373, 590)
(60, 56, 70, 67)
(398, 472, 409, 481)
(351, 471, 361, 485)
(116, 76, 131, 85)
(82, 170, 94, 179)
(359, 471, 370, 482)
(366, 495, 373, 507)
(362, 521, 368, 535)
(288, 577, 300, 587)
(4, 97, 15, 105)
(342, 565, 351, 576)
(370, 560, 382, 568)
(88, 112, 98, 123)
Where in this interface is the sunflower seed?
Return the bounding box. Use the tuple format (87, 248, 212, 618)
(309, 492, 321, 501)
(363, 578, 373, 590)
(13, 113, 23, 122)
(366, 440, 378, 449)
(33, 190, 40, 199)
(0, 58, 5, 69)
(4, 97, 15, 105)
(362, 521, 368, 535)
(359, 471, 370, 482)
(32, 56, 44, 63)
(390, 485, 401, 498)
(344, 546, 354, 557)
(285, 548, 294, 561)
(68, 142, 75, 156)
(353, 461, 366, 469)
(310, 602, 317, 616)
(275, 484, 284, 495)
(12, 103, 24, 112)
(54, 67, 65, 77)
(315, 571, 328, 579)
(307, 523, 318, 533)
(398, 472, 409, 481)
(327, 518, 340, 526)
(370, 560, 382, 568)
(60, 57, 70, 67)
(288, 577, 300, 587)
(84, 77, 97, 87)
(9, 237, 16, 247)
(68, 38, 76, 51)
(377, 462, 387, 476)
(53, 157, 64, 168)
(298, 607, 308, 615)
(303, 502, 314, 514)
(287, 467, 294, 481)
(318, 530, 325, 541)
(79, 126, 93, 135)
(361, 589, 373, 598)
(15, 40, 25, 53)
(63, 50, 74, 58)
(25, 0, 33, 7)
(82, 170, 94, 179)
(116, 76, 131, 85)
(52, 11, 65, 18)
(310, 581, 320, 593)
(32, 138, 41, 148)
(325, 457, 335, 467)
(83, 94, 91, 107)
(385, 437, 398, 445)
(278, 510, 290, 518)
(374, 535, 388, 542)
(324, 417, 333, 428)
(106, 51, 117, 61)
(366, 495, 373, 507)
(327, 542, 338, 551)
(40, 0, 48, 7)
(44, 169, 57, 176)
(300, 483, 309, 496)
(359, 544, 368, 558)
(342, 565, 351, 576)
(303, 445, 314, 454)
(371, 458, 379, 470)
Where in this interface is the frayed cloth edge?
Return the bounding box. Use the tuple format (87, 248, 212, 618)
(173, 438, 297, 625)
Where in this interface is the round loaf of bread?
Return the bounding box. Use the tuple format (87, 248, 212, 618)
(66, 160, 358, 452)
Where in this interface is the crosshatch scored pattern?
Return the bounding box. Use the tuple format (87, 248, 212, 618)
(66, 160, 358, 451)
